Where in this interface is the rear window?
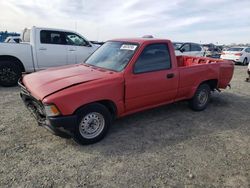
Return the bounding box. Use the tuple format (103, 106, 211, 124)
(40, 30, 66, 45)
(191, 44, 202, 51)
(227, 48, 244, 51)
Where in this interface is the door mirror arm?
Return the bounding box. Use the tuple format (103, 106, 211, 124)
(179, 48, 185, 53)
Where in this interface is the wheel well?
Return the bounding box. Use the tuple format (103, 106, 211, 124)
(200, 79, 218, 91)
(0, 55, 25, 72)
(75, 100, 117, 119)
(98, 100, 117, 118)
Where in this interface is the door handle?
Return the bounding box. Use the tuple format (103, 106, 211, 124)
(39, 47, 47, 50)
(166, 73, 175, 79)
(69, 49, 76, 51)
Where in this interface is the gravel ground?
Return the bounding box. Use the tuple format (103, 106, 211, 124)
(0, 66, 249, 188)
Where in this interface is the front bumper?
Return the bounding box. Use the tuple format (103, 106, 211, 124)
(18, 80, 77, 137)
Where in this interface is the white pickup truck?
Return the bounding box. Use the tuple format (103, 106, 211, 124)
(0, 26, 99, 86)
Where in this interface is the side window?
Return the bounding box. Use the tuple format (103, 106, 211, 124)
(14, 39, 20, 43)
(191, 44, 202, 51)
(181, 43, 190, 52)
(40, 30, 66, 45)
(65, 33, 88, 46)
(245, 48, 250, 53)
(134, 44, 171, 74)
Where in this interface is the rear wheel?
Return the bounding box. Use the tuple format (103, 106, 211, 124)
(189, 84, 211, 111)
(0, 61, 22, 87)
(73, 103, 112, 145)
(243, 58, 248, 66)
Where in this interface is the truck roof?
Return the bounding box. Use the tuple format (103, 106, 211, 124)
(109, 38, 171, 45)
(30, 26, 78, 34)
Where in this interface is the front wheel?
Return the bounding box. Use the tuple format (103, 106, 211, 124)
(189, 84, 211, 111)
(73, 103, 112, 145)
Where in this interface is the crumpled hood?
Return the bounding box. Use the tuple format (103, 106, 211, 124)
(23, 64, 113, 100)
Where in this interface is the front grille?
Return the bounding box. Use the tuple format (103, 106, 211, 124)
(19, 79, 46, 125)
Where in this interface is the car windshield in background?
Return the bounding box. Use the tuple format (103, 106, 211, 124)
(85, 41, 138, 72)
(173, 43, 183, 50)
(227, 48, 243, 51)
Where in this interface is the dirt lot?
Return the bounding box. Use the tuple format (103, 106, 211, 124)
(0, 66, 249, 187)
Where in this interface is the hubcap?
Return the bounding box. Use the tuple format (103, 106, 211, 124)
(79, 112, 105, 139)
(198, 89, 208, 106)
(0, 67, 17, 83)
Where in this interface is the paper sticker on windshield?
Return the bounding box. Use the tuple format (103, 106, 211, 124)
(120, 44, 137, 51)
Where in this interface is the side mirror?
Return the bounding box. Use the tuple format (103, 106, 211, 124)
(81, 43, 92, 47)
(180, 48, 185, 53)
(86, 42, 92, 47)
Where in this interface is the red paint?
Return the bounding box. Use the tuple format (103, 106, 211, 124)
(22, 39, 234, 117)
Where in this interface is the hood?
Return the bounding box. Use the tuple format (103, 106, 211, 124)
(23, 64, 114, 100)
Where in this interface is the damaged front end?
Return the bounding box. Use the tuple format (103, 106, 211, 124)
(18, 79, 74, 138)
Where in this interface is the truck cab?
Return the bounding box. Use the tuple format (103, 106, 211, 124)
(22, 27, 98, 70)
(0, 26, 98, 86)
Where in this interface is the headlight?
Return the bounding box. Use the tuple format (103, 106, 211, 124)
(44, 104, 61, 117)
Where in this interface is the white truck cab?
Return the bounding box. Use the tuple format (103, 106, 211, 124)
(0, 26, 99, 86)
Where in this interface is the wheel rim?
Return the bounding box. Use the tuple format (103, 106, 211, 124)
(0, 67, 18, 83)
(197, 89, 208, 106)
(79, 112, 105, 139)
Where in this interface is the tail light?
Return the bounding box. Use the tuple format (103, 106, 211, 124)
(235, 53, 242, 56)
(221, 52, 226, 55)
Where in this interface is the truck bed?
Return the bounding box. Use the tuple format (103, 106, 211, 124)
(176, 56, 226, 67)
(175, 55, 234, 101)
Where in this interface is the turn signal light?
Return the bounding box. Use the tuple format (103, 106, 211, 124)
(44, 104, 61, 117)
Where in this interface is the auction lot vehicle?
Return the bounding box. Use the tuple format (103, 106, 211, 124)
(19, 38, 234, 145)
(0, 26, 98, 86)
(173, 42, 205, 57)
(202, 43, 222, 58)
(220, 47, 250, 65)
(4, 36, 22, 43)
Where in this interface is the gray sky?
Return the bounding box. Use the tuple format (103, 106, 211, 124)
(1, 0, 250, 44)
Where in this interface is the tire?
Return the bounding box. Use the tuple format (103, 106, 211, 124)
(189, 84, 211, 111)
(243, 58, 248, 66)
(73, 103, 112, 145)
(0, 61, 22, 87)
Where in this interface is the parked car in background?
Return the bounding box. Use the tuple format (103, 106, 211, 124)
(0, 26, 99, 86)
(19, 38, 234, 144)
(220, 47, 250, 65)
(174, 42, 205, 57)
(202, 43, 222, 58)
(4, 36, 22, 43)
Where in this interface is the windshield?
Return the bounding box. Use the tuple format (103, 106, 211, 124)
(173, 42, 183, 50)
(85, 41, 138, 72)
(227, 48, 244, 52)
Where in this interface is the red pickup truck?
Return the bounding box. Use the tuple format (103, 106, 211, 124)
(19, 38, 234, 144)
